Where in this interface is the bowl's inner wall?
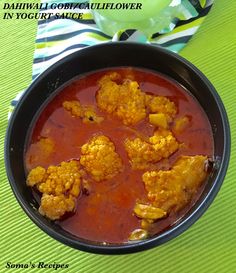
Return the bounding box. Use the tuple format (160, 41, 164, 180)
(6, 43, 228, 253)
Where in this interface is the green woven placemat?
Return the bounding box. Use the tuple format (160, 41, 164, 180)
(1, 0, 236, 272)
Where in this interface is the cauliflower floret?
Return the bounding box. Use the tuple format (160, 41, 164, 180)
(63, 100, 83, 117)
(26, 160, 82, 220)
(142, 155, 207, 213)
(145, 94, 177, 123)
(27, 166, 46, 186)
(37, 161, 82, 197)
(125, 129, 179, 170)
(63, 100, 104, 124)
(80, 135, 123, 181)
(96, 72, 121, 114)
(149, 129, 179, 158)
(39, 194, 76, 220)
(96, 73, 146, 125)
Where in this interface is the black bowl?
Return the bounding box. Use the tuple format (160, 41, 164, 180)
(5, 43, 230, 254)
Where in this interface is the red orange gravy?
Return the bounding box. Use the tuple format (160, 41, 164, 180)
(25, 68, 213, 244)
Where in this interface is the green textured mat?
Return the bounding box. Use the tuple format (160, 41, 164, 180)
(1, 0, 236, 272)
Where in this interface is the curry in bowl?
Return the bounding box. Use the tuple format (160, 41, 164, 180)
(25, 67, 213, 243)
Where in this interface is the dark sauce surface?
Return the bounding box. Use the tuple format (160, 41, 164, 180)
(26, 68, 214, 243)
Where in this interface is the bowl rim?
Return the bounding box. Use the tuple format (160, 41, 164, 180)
(4, 42, 231, 254)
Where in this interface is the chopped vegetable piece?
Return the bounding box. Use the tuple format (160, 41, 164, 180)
(129, 229, 148, 241)
(149, 113, 168, 128)
(134, 203, 167, 220)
